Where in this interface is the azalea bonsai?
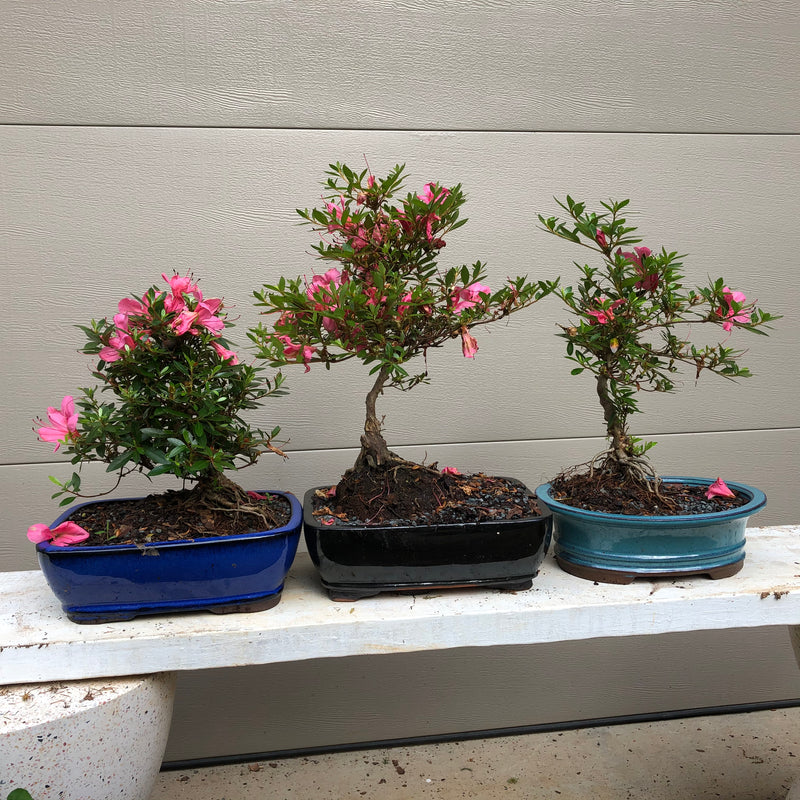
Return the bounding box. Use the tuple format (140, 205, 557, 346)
(538, 196, 779, 512)
(28, 273, 287, 547)
(251, 162, 557, 523)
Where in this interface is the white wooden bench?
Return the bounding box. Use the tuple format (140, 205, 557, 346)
(2, 525, 800, 797)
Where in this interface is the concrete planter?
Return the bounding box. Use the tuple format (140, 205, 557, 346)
(0, 673, 175, 800)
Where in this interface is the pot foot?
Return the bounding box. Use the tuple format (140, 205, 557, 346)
(556, 556, 745, 584)
(208, 593, 282, 614)
(67, 610, 138, 624)
(324, 577, 536, 601)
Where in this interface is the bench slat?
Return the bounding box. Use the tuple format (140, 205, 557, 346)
(2, 526, 799, 685)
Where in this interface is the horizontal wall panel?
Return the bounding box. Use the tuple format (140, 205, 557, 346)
(1, 1, 798, 131)
(164, 628, 800, 761)
(2, 128, 796, 464)
(3, 427, 797, 571)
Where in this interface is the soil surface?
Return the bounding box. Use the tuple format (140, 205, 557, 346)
(550, 470, 748, 516)
(64, 489, 292, 546)
(312, 469, 542, 527)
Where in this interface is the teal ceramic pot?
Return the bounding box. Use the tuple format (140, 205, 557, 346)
(535, 477, 766, 584)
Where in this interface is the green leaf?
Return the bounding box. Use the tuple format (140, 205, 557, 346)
(142, 447, 170, 465)
(147, 464, 174, 477)
(8, 790, 36, 800)
(570, 367, 585, 375)
(107, 451, 133, 471)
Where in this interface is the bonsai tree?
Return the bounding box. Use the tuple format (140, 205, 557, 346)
(28, 273, 286, 545)
(538, 196, 778, 507)
(251, 162, 557, 522)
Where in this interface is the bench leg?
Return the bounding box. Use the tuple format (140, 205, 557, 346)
(0, 672, 175, 800)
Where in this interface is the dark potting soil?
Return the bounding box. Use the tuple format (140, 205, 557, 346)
(550, 471, 748, 516)
(64, 490, 292, 546)
(311, 470, 543, 528)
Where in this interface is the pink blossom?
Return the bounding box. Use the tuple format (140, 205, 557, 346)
(172, 299, 225, 336)
(397, 291, 414, 317)
(278, 336, 315, 372)
(27, 521, 90, 547)
(441, 466, 461, 476)
(211, 341, 239, 364)
(320, 517, 335, 526)
(705, 477, 736, 500)
(451, 282, 492, 313)
(99, 328, 135, 362)
(365, 286, 387, 307)
(620, 247, 657, 291)
(35, 396, 79, 452)
(118, 297, 149, 317)
(162, 273, 202, 312)
(325, 195, 346, 220)
(719, 286, 751, 332)
(307, 268, 343, 301)
(417, 182, 450, 204)
(460, 326, 479, 358)
(367, 175, 376, 189)
(246, 491, 267, 501)
(325, 196, 346, 231)
(595, 229, 608, 247)
(587, 297, 625, 325)
(350, 225, 370, 251)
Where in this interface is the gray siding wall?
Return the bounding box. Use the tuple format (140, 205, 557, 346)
(1, 1, 798, 761)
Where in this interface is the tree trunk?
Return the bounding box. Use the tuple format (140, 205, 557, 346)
(596, 373, 629, 462)
(357, 364, 396, 468)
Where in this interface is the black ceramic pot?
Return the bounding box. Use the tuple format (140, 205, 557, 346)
(303, 480, 552, 601)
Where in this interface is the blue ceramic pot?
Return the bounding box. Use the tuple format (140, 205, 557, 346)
(36, 490, 302, 623)
(535, 477, 766, 584)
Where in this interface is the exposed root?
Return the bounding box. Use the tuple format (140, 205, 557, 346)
(192, 474, 282, 530)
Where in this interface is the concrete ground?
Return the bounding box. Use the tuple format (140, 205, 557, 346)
(153, 707, 800, 799)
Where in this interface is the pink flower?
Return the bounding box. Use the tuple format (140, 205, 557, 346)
(620, 247, 657, 291)
(364, 286, 387, 307)
(595, 229, 608, 247)
(246, 491, 267, 501)
(27, 521, 90, 547)
(460, 326, 479, 358)
(441, 466, 461, 476)
(172, 299, 225, 336)
(118, 297, 149, 318)
(451, 282, 492, 313)
(417, 182, 450, 204)
(705, 478, 736, 500)
(278, 336, 316, 372)
(211, 341, 239, 364)
(397, 291, 414, 318)
(367, 175, 376, 189)
(35, 396, 79, 452)
(719, 286, 751, 332)
(325, 195, 345, 220)
(587, 297, 625, 325)
(307, 268, 343, 301)
(162, 273, 202, 312)
(99, 328, 135, 362)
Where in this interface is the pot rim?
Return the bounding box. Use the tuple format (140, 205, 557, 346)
(303, 478, 551, 533)
(535, 476, 766, 524)
(36, 489, 302, 554)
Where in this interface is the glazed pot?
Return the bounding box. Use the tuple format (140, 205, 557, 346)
(535, 477, 766, 584)
(303, 479, 552, 601)
(36, 490, 302, 623)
